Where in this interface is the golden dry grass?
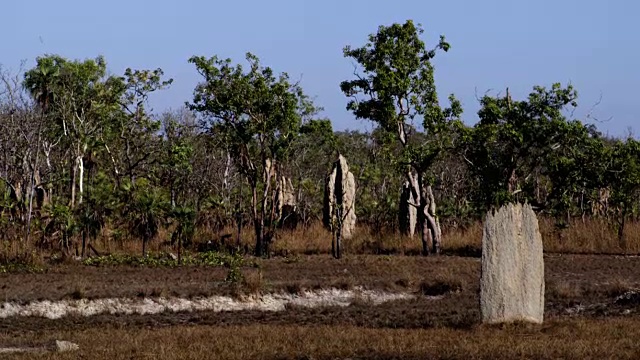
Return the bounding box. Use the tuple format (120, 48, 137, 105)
(4, 318, 640, 359)
(539, 217, 640, 254)
(6, 217, 640, 264)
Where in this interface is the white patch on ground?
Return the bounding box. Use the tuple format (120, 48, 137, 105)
(0, 287, 416, 320)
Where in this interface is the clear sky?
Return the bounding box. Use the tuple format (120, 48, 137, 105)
(1, 0, 637, 137)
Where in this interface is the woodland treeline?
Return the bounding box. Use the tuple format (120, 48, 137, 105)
(1, 20, 638, 258)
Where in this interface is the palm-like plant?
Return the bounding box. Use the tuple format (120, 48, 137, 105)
(43, 203, 77, 253)
(127, 185, 168, 257)
(170, 206, 196, 264)
(23, 55, 65, 111)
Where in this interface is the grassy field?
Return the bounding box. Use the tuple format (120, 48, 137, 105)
(3, 218, 640, 358)
(2, 253, 640, 358)
(4, 319, 640, 359)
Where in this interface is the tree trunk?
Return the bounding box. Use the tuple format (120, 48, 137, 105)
(420, 209, 432, 256)
(177, 233, 182, 265)
(424, 185, 442, 254)
(331, 230, 336, 258)
(333, 161, 345, 259)
(25, 114, 44, 243)
(252, 182, 263, 257)
(142, 235, 148, 258)
(335, 206, 342, 259)
(257, 158, 273, 257)
(77, 155, 84, 204)
(70, 160, 77, 208)
(236, 210, 242, 250)
(408, 171, 442, 256)
(81, 227, 87, 258)
(254, 218, 264, 257)
(170, 185, 176, 210)
(618, 206, 627, 251)
(63, 231, 69, 254)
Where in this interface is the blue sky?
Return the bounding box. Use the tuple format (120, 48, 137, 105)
(1, 0, 637, 136)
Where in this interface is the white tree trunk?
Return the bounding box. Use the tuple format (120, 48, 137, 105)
(77, 155, 84, 205)
(70, 161, 77, 208)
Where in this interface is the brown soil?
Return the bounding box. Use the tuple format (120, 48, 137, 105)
(3, 254, 640, 303)
(0, 255, 480, 302)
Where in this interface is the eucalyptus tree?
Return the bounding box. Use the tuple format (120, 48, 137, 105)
(341, 20, 463, 255)
(290, 119, 336, 226)
(545, 121, 607, 223)
(110, 68, 173, 186)
(24, 55, 113, 208)
(0, 64, 41, 239)
(188, 53, 319, 256)
(466, 84, 579, 211)
(607, 138, 640, 246)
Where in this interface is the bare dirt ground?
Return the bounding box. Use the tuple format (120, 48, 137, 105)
(3, 254, 640, 359)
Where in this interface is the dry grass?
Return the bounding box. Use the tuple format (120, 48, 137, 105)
(6, 217, 640, 266)
(539, 217, 640, 254)
(418, 270, 466, 296)
(179, 217, 640, 257)
(442, 221, 483, 256)
(4, 319, 640, 359)
(546, 280, 583, 301)
(241, 268, 265, 295)
(3, 253, 640, 358)
(0, 240, 40, 262)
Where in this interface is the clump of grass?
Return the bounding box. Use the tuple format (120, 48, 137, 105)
(68, 287, 86, 300)
(546, 280, 583, 301)
(395, 278, 412, 288)
(150, 288, 169, 298)
(0, 242, 45, 274)
(603, 278, 636, 298)
(284, 282, 304, 295)
(394, 269, 420, 290)
(419, 274, 465, 296)
(331, 277, 355, 291)
(350, 288, 373, 307)
(223, 251, 245, 284)
(242, 269, 264, 295)
(283, 255, 302, 264)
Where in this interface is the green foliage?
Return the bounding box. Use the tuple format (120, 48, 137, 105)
(43, 203, 77, 250)
(223, 251, 245, 283)
(0, 243, 44, 274)
(188, 52, 319, 168)
(170, 206, 196, 248)
(188, 52, 320, 256)
(545, 122, 608, 218)
(0, 262, 45, 274)
(467, 83, 581, 210)
(607, 138, 640, 241)
(609, 139, 640, 207)
(124, 180, 170, 256)
(3, 29, 640, 260)
(340, 20, 462, 174)
(82, 251, 244, 268)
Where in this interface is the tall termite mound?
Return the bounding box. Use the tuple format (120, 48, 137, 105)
(480, 203, 545, 324)
(323, 154, 356, 241)
(275, 174, 297, 228)
(399, 180, 417, 237)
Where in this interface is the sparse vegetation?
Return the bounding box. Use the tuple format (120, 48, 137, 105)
(1, 16, 638, 360)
